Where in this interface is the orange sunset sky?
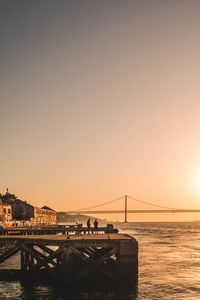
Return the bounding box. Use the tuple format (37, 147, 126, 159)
(1, 1, 200, 221)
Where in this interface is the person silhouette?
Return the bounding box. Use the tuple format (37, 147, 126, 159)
(87, 218, 91, 230)
(94, 219, 98, 230)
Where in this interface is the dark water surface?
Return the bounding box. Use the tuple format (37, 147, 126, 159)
(0, 222, 200, 299)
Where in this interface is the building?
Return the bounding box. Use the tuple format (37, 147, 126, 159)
(0, 189, 33, 221)
(0, 189, 56, 225)
(11, 199, 34, 221)
(0, 188, 17, 205)
(0, 199, 12, 223)
(33, 206, 57, 225)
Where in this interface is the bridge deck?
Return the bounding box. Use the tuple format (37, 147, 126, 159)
(69, 209, 200, 213)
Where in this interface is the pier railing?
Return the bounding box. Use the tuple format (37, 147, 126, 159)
(0, 224, 118, 236)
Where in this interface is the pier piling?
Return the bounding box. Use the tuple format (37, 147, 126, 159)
(0, 227, 138, 286)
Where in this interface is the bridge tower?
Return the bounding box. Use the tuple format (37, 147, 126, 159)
(125, 195, 128, 223)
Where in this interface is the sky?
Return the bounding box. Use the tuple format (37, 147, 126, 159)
(1, 0, 200, 222)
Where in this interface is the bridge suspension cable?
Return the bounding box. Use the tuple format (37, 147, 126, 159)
(67, 194, 200, 223)
(127, 195, 178, 210)
(69, 196, 124, 212)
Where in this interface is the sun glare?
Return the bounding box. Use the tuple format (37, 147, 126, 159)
(194, 169, 200, 191)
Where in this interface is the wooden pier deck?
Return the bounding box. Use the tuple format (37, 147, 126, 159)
(0, 226, 118, 236)
(0, 227, 138, 287)
(0, 233, 132, 242)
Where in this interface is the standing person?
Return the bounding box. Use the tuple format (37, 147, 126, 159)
(94, 219, 98, 230)
(87, 218, 91, 230)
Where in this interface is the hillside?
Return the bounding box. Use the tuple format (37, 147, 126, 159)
(56, 212, 106, 225)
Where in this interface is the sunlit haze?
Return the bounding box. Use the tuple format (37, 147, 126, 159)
(1, 1, 200, 221)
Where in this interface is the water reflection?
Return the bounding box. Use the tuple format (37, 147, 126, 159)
(3, 222, 200, 299)
(20, 280, 138, 300)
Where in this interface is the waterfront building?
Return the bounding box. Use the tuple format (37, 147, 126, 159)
(32, 206, 57, 225)
(0, 199, 12, 223)
(0, 189, 56, 225)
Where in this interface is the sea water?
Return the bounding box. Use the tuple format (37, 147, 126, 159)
(0, 222, 200, 299)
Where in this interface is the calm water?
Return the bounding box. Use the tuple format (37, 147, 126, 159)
(0, 222, 200, 299)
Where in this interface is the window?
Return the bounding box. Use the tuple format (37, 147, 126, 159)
(3, 208, 6, 214)
(8, 209, 11, 214)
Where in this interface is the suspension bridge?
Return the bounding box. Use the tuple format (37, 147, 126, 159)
(68, 195, 200, 223)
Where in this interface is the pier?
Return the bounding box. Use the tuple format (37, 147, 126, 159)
(0, 226, 138, 287)
(0, 225, 118, 236)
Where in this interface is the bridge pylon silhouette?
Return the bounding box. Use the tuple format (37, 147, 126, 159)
(68, 195, 200, 223)
(124, 195, 128, 223)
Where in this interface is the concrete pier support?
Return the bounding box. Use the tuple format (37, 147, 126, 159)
(0, 232, 138, 286)
(119, 237, 138, 281)
(61, 244, 77, 281)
